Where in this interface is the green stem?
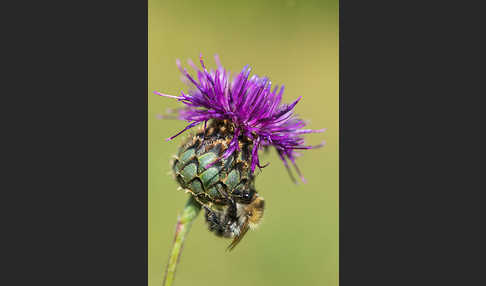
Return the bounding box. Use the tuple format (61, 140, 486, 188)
(163, 196, 202, 286)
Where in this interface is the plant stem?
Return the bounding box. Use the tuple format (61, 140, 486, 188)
(163, 196, 202, 286)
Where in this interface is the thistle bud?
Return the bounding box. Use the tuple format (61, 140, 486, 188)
(172, 119, 256, 207)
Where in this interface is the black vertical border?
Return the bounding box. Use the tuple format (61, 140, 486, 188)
(340, 0, 415, 285)
(339, 0, 480, 285)
(3, 0, 148, 285)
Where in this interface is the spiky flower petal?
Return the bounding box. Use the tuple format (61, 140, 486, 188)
(155, 54, 324, 182)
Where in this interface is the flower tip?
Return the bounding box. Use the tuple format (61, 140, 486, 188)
(187, 58, 197, 70)
(154, 91, 181, 100)
(214, 54, 222, 67)
(199, 53, 208, 70)
(316, 140, 326, 148)
(176, 59, 183, 72)
(242, 64, 251, 74)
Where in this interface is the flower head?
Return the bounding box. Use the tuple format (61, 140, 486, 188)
(155, 54, 325, 182)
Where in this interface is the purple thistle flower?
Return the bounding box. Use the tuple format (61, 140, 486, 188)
(155, 54, 325, 183)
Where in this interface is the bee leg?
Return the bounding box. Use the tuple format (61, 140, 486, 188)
(226, 198, 238, 221)
(205, 209, 225, 237)
(214, 183, 233, 206)
(208, 199, 238, 239)
(221, 199, 239, 237)
(184, 188, 220, 213)
(227, 217, 250, 251)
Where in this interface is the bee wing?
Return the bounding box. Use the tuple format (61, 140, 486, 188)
(226, 218, 250, 251)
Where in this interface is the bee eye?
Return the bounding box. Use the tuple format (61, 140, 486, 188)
(241, 189, 255, 202)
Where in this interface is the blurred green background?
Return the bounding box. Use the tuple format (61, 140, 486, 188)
(149, 0, 338, 285)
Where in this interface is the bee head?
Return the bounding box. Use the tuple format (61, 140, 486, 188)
(244, 194, 265, 230)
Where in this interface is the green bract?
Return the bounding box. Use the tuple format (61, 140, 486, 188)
(172, 120, 256, 207)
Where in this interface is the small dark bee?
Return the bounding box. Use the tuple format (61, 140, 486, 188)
(205, 191, 265, 251)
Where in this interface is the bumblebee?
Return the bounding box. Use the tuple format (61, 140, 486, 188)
(204, 191, 265, 251)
